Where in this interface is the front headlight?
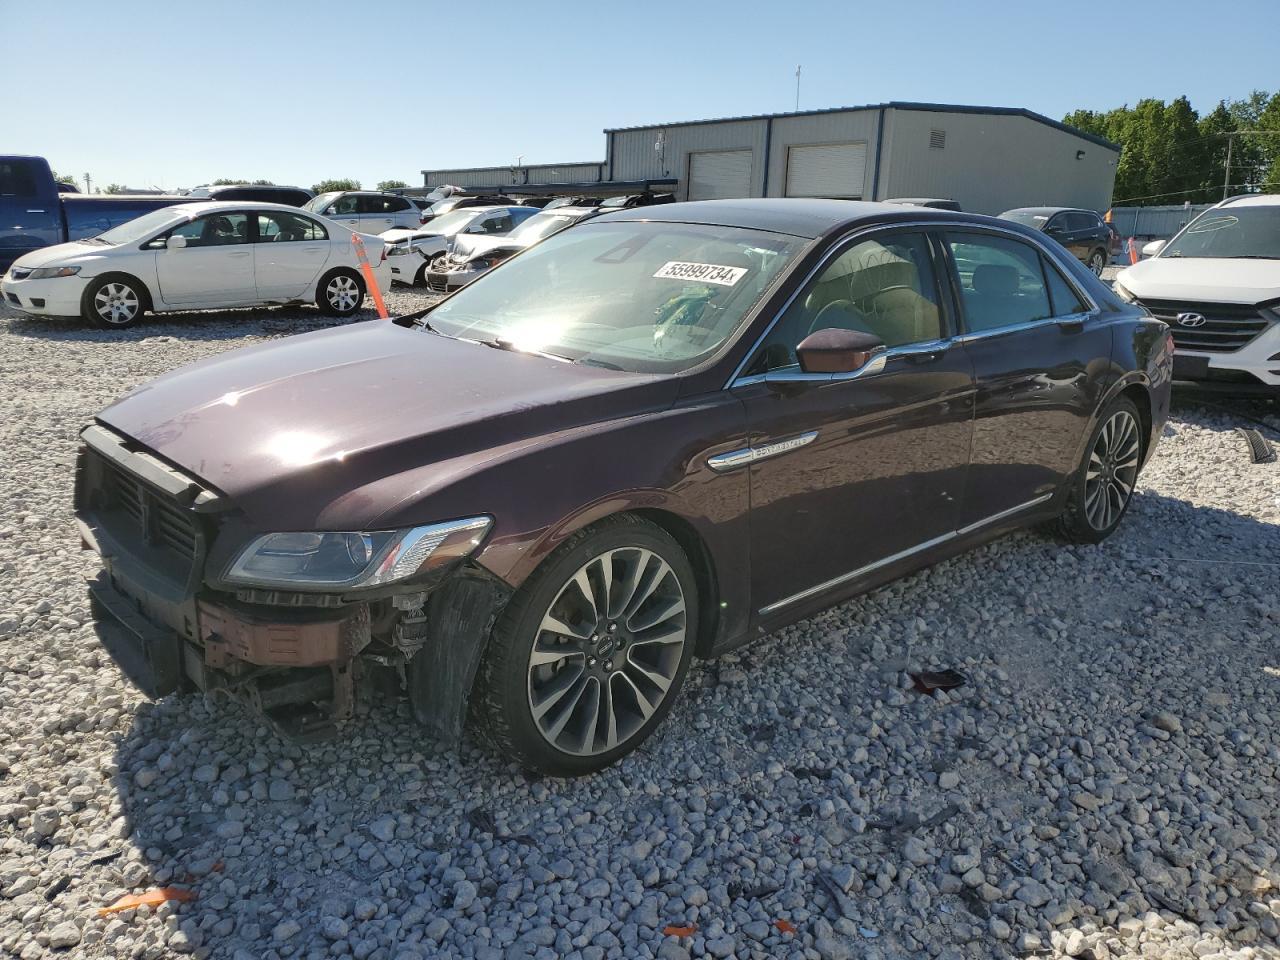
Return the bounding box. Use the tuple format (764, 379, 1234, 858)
(1113, 281, 1136, 303)
(224, 516, 492, 589)
(28, 265, 81, 279)
(386, 244, 411, 257)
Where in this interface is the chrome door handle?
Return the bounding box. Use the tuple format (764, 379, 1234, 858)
(228, 251, 251, 258)
(890, 340, 952, 364)
(26, 209, 46, 214)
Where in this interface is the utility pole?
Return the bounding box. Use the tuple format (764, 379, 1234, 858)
(84, 172, 92, 194)
(794, 65, 801, 112)
(1223, 132, 1233, 201)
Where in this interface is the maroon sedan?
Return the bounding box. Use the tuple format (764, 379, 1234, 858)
(77, 199, 1172, 775)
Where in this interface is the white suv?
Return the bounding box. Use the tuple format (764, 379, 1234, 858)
(1114, 194, 1280, 393)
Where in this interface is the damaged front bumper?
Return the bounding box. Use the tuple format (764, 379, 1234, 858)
(76, 425, 510, 744)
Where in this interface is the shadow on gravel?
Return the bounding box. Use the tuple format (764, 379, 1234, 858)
(91, 489, 1280, 958)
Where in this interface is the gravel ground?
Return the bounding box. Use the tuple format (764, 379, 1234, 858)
(1, 289, 1279, 960)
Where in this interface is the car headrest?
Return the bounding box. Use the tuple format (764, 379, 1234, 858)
(973, 264, 1019, 296)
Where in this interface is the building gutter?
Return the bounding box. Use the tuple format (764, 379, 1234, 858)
(761, 117, 773, 196)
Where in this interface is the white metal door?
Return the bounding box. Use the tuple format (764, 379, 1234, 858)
(688, 150, 752, 201)
(785, 143, 867, 198)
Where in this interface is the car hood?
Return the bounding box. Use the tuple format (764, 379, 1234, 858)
(11, 240, 112, 271)
(452, 234, 528, 261)
(96, 321, 673, 529)
(1118, 257, 1280, 304)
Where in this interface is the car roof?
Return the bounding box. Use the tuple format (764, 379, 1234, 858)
(538, 206, 597, 216)
(170, 200, 330, 215)
(1219, 194, 1280, 208)
(593, 198, 983, 239)
(1001, 206, 1090, 216)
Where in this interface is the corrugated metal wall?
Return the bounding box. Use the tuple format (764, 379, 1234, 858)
(767, 111, 881, 198)
(608, 120, 768, 200)
(424, 162, 603, 189)
(1108, 204, 1211, 240)
(880, 109, 1118, 215)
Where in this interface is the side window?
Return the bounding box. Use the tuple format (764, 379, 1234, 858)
(947, 233, 1051, 333)
(0, 160, 39, 197)
(169, 213, 250, 248)
(749, 232, 943, 373)
(387, 196, 411, 212)
(1043, 258, 1088, 315)
(486, 215, 513, 234)
(330, 195, 359, 216)
(256, 211, 327, 242)
(1065, 212, 1092, 231)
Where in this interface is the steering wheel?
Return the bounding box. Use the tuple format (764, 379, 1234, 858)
(806, 299, 872, 339)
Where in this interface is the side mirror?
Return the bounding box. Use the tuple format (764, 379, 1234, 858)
(166, 235, 187, 250)
(1141, 239, 1166, 258)
(795, 328, 886, 374)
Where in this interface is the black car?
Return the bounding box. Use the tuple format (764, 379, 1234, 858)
(885, 197, 962, 211)
(999, 207, 1111, 276)
(188, 184, 314, 207)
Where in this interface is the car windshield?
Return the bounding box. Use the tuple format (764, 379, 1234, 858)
(999, 210, 1051, 228)
(95, 208, 189, 245)
(429, 199, 462, 215)
(1161, 207, 1280, 259)
(424, 221, 805, 373)
(303, 193, 340, 213)
(418, 210, 481, 236)
(506, 213, 578, 244)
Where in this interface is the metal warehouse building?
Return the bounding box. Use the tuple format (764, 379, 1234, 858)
(421, 101, 1120, 215)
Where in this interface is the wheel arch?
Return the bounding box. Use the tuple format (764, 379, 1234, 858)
(629, 507, 721, 659)
(82, 271, 155, 315)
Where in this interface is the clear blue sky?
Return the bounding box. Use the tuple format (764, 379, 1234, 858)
(9, 0, 1278, 191)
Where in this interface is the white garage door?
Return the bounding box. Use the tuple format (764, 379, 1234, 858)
(688, 150, 753, 201)
(785, 142, 867, 198)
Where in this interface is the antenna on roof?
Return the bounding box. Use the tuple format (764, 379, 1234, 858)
(794, 65, 801, 111)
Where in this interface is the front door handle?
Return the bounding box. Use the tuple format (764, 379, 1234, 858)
(1056, 315, 1086, 333)
(892, 340, 953, 364)
(26, 209, 46, 214)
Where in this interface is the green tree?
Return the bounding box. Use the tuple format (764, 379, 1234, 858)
(1254, 92, 1280, 193)
(251, 179, 275, 186)
(376, 179, 409, 191)
(312, 178, 361, 194)
(50, 169, 78, 186)
(211, 178, 243, 185)
(102, 183, 126, 194)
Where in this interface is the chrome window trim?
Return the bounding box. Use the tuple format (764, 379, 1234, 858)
(707, 430, 818, 473)
(757, 492, 1053, 617)
(725, 218, 1096, 389)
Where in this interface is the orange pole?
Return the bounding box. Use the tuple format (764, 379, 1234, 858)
(349, 234, 389, 319)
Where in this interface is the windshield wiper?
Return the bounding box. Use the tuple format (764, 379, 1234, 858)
(476, 337, 573, 363)
(576, 357, 625, 370)
(1231, 255, 1280, 260)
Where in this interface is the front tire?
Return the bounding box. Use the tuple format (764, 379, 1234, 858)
(82, 275, 147, 328)
(1088, 249, 1107, 276)
(316, 269, 365, 316)
(473, 515, 698, 776)
(1052, 397, 1143, 543)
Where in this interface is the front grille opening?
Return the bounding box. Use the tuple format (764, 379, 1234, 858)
(1139, 297, 1272, 353)
(87, 451, 201, 584)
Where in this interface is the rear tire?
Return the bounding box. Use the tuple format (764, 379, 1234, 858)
(1088, 249, 1107, 276)
(1051, 396, 1143, 543)
(473, 515, 698, 776)
(316, 268, 365, 316)
(82, 275, 149, 328)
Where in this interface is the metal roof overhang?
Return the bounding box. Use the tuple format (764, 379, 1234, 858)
(491, 178, 678, 197)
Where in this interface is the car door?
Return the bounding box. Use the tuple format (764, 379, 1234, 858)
(1043, 212, 1079, 260)
(382, 195, 417, 230)
(252, 210, 331, 299)
(1, 158, 61, 268)
(356, 195, 395, 235)
(942, 229, 1112, 528)
(326, 194, 362, 232)
(730, 229, 975, 621)
(154, 212, 256, 304)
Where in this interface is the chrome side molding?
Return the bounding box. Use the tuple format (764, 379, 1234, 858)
(708, 430, 819, 473)
(757, 492, 1053, 616)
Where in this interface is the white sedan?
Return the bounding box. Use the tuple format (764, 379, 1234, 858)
(381, 206, 539, 286)
(0, 202, 392, 328)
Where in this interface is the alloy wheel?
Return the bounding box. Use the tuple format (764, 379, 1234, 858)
(1089, 252, 1106, 276)
(526, 547, 687, 757)
(94, 282, 140, 325)
(326, 275, 360, 312)
(1084, 409, 1140, 530)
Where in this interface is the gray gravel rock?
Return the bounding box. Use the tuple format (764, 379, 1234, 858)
(1, 291, 1278, 959)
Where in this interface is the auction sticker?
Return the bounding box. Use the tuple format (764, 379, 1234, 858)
(653, 261, 747, 286)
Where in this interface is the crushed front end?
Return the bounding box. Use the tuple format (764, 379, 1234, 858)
(74, 424, 508, 742)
